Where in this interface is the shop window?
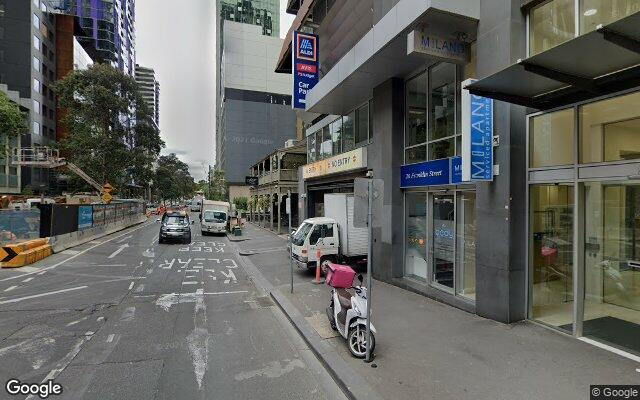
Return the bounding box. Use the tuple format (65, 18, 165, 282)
(429, 138, 455, 161)
(580, 0, 640, 34)
(584, 181, 640, 354)
(456, 192, 476, 300)
(330, 118, 342, 155)
(315, 130, 322, 160)
(342, 112, 355, 152)
(529, 0, 575, 56)
(405, 193, 427, 280)
(530, 184, 574, 332)
(530, 108, 575, 167)
(580, 91, 640, 163)
(405, 145, 426, 165)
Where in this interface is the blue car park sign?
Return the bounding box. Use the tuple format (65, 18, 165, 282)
(292, 31, 319, 109)
(401, 158, 450, 188)
(462, 78, 494, 181)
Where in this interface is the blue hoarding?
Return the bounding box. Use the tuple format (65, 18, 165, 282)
(470, 94, 493, 180)
(401, 158, 450, 188)
(78, 205, 93, 229)
(292, 31, 319, 109)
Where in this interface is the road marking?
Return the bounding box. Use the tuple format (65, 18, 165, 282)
(120, 306, 135, 322)
(186, 275, 197, 279)
(22, 277, 33, 282)
(95, 264, 127, 267)
(107, 244, 130, 259)
(0, 222, 153, 282)
(204, 290, 248, 296)
(128, 282, 134, 290)
(134, 284, 145, 293)
(117, 235, 133, 243)
(106, 334, 115, 343)
(97, 316, 104, 322)
(61, 249, 81, 255)
(25, 335, 92, 400)
(66, 316, 88, 326)
(37, 271, 46, 275)
(182, 281, 198, 285)
(185, 269, 198, 273)
(4, 286, 17, 292)
(0, 286, 87, 305)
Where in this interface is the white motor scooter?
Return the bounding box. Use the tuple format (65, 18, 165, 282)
(325, 265, 376, 358)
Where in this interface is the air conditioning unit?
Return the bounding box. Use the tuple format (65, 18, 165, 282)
(284, 139, 296, 148)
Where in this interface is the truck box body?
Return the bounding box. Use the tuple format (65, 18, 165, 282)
(201, 200, 230, 234)
(324, 194, 368, 257)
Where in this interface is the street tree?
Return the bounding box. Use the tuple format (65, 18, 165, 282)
(207, 169, 227, 201)
(154, 153, 196, 202)
(0, 91, 27, 143)
(54, 64, 164, 194)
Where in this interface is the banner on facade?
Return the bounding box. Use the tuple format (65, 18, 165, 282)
(462, 78, 494, 182)
(303, 147, 367, 180)
(292, 31, 319, 110)
(400, 158, 450, 188)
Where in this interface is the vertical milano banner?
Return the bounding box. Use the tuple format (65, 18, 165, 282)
(461, 78, 494, 181)
(292, 31, 319, 109)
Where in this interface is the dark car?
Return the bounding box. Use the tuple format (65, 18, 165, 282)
(159, 211, 193, 244)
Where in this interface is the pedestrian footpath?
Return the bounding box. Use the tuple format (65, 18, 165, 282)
(238, 223, 640, 400)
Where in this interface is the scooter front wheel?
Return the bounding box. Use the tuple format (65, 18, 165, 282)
(347, 325, 375, 359)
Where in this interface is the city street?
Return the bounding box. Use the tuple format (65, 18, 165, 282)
(0, 216, 345, 400)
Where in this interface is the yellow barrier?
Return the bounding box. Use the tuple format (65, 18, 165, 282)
(1, 244, 53, 268)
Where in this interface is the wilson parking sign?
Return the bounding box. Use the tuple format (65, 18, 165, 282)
(292, 31, 319, 109)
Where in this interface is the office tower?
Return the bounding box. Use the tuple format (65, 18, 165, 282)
(135, 64, 160, 129)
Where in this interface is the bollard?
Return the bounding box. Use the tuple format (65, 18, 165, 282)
(312, 249, 323, 284)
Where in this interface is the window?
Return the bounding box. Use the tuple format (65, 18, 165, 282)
(307, 133, 316, 162)
(320, 125, 332, 159)
(33, 121, 40, 135)
(33, 13, 39, 29)
(429, 63, 457, 160)
(309, 224, 333, 245)
(580, 91, 640, 163)
(529, 0, 575, 56)
(34, 35, 40, 51)
(33, 78, 40, 93)
(405, 72, 427, 163)
(330, 118, 342, 155)
(580, 0, 640, 34)
(530, 108, 575, 167)
(355, 102, 369, 147)
(33, 100, 40, 114)
(342, 112, 355, 152)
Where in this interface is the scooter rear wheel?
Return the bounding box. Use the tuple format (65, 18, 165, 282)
(347, 325, 375, 358)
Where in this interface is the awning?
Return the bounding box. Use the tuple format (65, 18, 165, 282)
(305, 0, 480, 115)
(467, 12, 640, 110)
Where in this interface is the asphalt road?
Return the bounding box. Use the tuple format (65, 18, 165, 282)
(0, 215, 345, 400)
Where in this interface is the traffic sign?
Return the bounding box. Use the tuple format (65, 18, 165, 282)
(101, 192, 113, 204)
(102, 183, 113, 193)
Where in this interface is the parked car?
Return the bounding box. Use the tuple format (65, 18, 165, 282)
(159, 211, 193, 244)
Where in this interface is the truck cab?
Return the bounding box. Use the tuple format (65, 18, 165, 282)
(290, 217, 339, 269)
(200, 200, 230, 235)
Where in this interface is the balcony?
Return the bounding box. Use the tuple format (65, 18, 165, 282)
(258, 169, 298, 185)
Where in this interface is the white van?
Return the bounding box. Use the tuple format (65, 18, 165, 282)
(200, 200, 230, 235)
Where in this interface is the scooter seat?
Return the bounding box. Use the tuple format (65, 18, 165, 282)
(336, 288, 352, 310)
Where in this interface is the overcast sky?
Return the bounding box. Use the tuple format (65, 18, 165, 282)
(135, 1, 295, 181)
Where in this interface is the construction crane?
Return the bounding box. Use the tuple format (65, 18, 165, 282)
(12, 147, 113, 201)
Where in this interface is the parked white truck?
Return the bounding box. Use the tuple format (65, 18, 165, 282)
(290, 193, 368, 270)
(200, 200, 230, 235)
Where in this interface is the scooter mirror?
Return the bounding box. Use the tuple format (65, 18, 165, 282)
(357, 274, 364, 284)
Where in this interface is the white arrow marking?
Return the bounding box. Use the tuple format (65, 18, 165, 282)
(108, 244, 129, 259)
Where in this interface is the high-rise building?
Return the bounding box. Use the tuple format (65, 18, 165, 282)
(218, 0, 279, 37)
(0, 0, 59, 192)
(135, 64, 160, 129)
(51, 0, 136, 75)
(215, 20, 295, 188)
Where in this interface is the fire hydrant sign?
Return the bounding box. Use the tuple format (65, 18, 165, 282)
(292, 31, 319, 109)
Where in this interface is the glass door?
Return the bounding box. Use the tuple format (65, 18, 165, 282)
(432, 193, 455, 291)
(456, 192, 476, 300)
(584, 181, 640, 354)
(405, 193, 427, 281)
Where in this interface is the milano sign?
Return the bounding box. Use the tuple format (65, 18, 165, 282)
(292, 31, 319, 109)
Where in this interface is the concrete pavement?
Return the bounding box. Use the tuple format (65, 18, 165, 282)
(237, 222, 640, 400)
(0, 215, 346, 400)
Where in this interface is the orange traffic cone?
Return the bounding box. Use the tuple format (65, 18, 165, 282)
(312, 249, 323, 284)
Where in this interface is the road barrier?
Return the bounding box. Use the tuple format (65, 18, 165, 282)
(1, 238, 52, 268)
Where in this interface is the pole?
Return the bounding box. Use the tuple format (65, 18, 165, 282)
(288, 190, 293, 294)
(365, 179, 373, 362)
